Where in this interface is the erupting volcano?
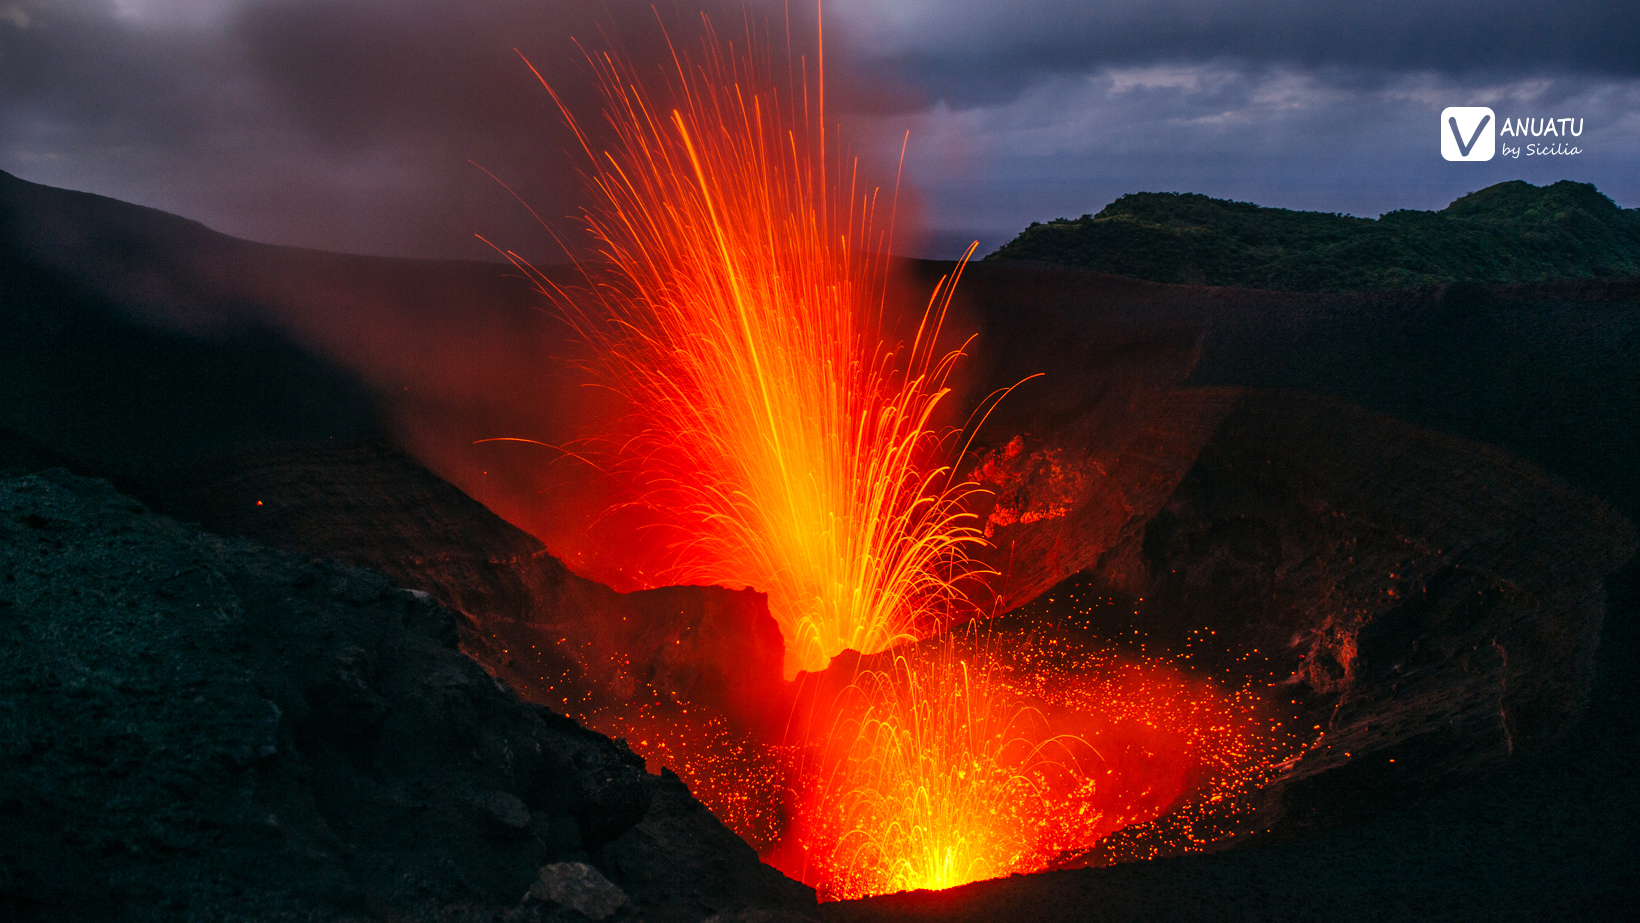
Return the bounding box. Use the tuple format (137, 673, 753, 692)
(1, 0, 1632, 917)
(495, 7, 1287, 900)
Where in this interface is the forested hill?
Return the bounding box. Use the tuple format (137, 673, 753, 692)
(983, 180, 1640, 292)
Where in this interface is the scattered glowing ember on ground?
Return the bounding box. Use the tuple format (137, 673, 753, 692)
(771, 622, 1293, 899)
(577, 696, 799, 854)
(493, 8, 1297, 902)
(514, 606, 1298, 900)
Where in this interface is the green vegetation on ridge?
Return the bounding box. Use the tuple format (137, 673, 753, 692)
(984, 180, 1640, 292)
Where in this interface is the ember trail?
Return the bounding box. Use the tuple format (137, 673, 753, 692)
(507, 13, 984, 679)
(498, 9, 1275, 900)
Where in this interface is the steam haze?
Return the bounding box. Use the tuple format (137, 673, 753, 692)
(1, 0, 827, 260)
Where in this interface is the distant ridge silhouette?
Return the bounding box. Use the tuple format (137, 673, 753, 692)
(987, 180, 1640, 292)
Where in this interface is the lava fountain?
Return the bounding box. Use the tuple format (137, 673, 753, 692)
(501, 12, 988, 677)
(494, 7, 1284, 901)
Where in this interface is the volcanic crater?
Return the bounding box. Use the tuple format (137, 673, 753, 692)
(3, 165, 1638, 922)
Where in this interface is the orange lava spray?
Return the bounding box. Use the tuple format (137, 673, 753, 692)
(502, 12, 988, 676)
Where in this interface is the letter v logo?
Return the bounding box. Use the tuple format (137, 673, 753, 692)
(1441, 107, 1495, 161)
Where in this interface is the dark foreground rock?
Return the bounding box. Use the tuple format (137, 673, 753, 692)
(123, 438, 790, 739)
(0, 470, 815, 922)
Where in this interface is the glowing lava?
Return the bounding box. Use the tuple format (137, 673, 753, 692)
(776, 625, 1284, 900)
(794, 639, 1090, 897)
(497, 9, 1289, 902)
(504, 15, 986, 677)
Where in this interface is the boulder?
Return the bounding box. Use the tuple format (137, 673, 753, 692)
(523, 862, 628, 921)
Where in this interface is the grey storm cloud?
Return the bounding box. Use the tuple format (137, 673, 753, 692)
(832, 0, 1639, 108)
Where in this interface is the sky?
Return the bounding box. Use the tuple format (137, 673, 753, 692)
(3, 0, 1637, 260)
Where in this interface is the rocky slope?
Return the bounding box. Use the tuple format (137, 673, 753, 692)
(125, 438, 791, 738)
(0, 470, 815, 922)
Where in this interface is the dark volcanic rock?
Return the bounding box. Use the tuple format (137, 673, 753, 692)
(933, 378, 1635, 860)
(130, 438, 790, 736)
(964, 387, 1235, 613)
(602, 769, 816, 920)
(0, 470, 815, 922)
(965, 378, 1633, 761)
(1027, 389, 1635, 843)
(522, 861, 627, 920)
(1149, 391, 1632, 825)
